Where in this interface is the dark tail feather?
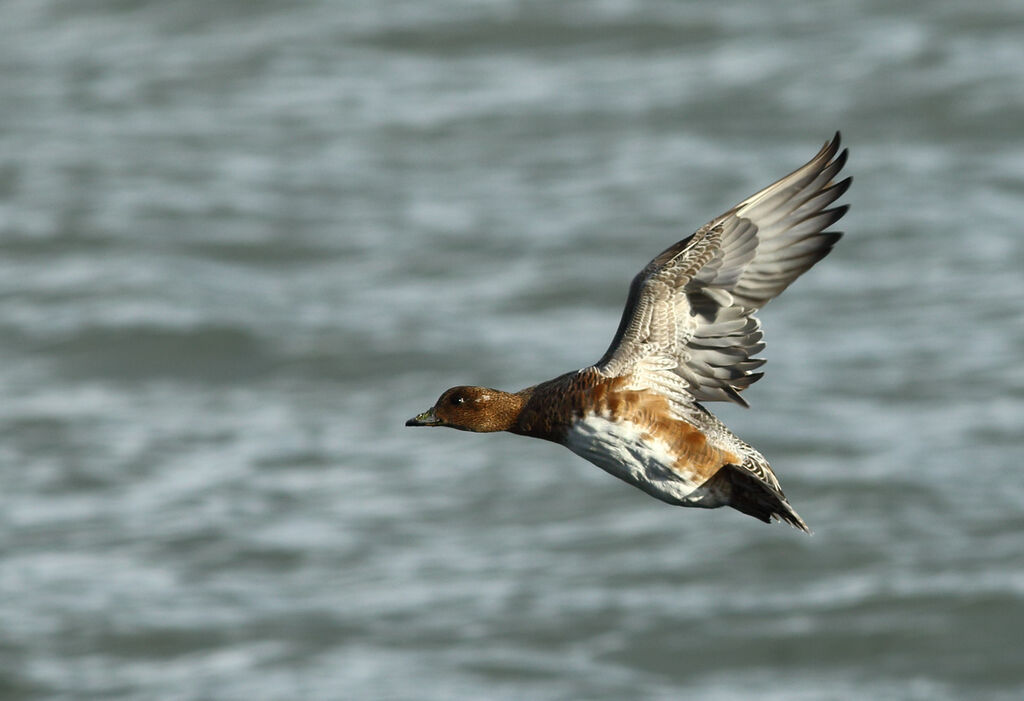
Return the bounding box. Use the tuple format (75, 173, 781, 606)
(717, 464, 811, 534)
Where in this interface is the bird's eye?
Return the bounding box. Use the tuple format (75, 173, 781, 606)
(451, 395, 465, 406)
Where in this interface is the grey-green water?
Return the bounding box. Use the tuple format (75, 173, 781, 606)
(2, 1, 1023, 699)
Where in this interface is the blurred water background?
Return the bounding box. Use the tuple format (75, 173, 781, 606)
(1, 1, 1023, 699)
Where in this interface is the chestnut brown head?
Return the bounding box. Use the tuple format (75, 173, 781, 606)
(406, 386, 523, 433)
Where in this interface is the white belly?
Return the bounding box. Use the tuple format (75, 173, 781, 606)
(564, 415, 713, 506)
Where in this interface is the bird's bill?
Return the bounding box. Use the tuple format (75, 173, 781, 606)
(405, 408, 441, 426)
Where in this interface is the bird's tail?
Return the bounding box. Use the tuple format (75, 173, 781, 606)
(718, 463, 811, 534)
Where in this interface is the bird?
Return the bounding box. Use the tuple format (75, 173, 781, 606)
(406, 134, 851, 533)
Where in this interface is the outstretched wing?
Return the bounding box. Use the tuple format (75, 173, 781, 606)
(595, 133, 851, 408)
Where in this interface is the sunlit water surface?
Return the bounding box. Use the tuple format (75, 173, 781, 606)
(1, 1, 1023, 699)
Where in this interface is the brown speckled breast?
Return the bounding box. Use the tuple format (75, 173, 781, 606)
(513, 368, 739, 482)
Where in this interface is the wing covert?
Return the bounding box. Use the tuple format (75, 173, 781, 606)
(594, 133, 850, 408)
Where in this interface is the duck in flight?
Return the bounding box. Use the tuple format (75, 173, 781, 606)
(407, 134, 851, 533)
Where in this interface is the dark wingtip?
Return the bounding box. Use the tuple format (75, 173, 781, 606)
(829, 175, 853, 199)
(817, 131, 842, 161)
(831, 147, 849, 172)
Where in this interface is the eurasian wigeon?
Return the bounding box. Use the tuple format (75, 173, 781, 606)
(408, 134, 851, 533)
